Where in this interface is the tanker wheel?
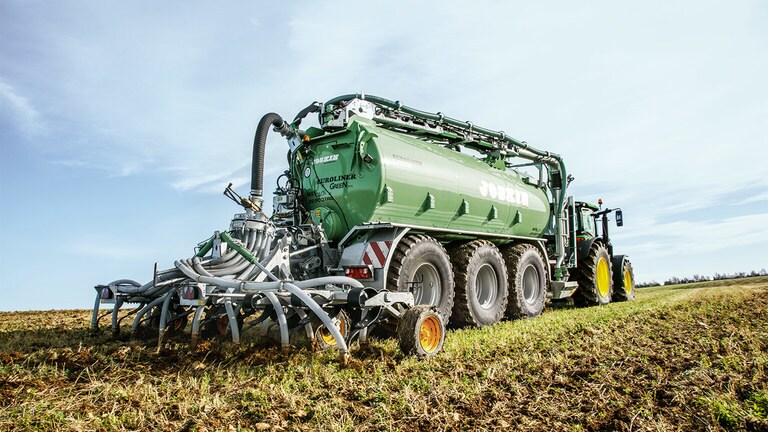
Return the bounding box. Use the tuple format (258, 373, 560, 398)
(398, 305, 446, 358)
(314, 310, 351, 350)
(572, 243, 613, 307)
(448, 240, 508, 327)
(612, 258, 635, 302)
(504, 243, 547, 318)
(388, 234, 455, 321)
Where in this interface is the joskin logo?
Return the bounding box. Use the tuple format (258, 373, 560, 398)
(313, 154, 339, 165)
(479, 180, 530, 207)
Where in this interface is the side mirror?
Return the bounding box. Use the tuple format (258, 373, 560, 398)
(615, 209, 623, 227)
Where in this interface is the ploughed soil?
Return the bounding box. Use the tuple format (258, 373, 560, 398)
(1, 277, 767, 431)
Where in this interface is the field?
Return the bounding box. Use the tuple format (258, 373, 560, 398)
(1, 277, 767, 431)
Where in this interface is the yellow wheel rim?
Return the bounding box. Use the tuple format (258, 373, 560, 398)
(419, 315, 442, 354)
(319, 317, 346, 345)
(596, 257, 610, 298)
(624, 267, 633, 296)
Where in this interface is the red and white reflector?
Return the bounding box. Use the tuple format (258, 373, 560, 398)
(182, 285, 198, 300)
(362, 241, 392, 268)
(344, 266, 373, 280)
(101, 287, 113, 299)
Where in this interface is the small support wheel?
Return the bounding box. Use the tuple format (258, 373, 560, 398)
(398, 305, 446, 358)
(201, 305, 243, 339)
(314, 310, 351, 350)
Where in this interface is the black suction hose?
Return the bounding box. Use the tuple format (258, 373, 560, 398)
(251, 113, 292, 198)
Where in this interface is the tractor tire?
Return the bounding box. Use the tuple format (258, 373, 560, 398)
(448, 240, 508, 327)
(398, 305, 445, 358)
(504, 243, 547, 318)
(612, 257, 635, 301)
(388, 234, 455, 321)
(572, 243, 613, 306)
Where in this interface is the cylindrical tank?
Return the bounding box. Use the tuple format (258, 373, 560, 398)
(298, 117, 551, 242)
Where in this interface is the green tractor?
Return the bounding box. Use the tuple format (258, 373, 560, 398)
(569, 199, 635, 306)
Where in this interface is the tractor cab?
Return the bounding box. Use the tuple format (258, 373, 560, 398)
(574, 199, 624, 252)
(574, 201, 600, 242)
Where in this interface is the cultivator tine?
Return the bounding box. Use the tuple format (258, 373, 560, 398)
(157, 291, 175, 350)
(190, 306, 205, 348)
(264, 292, 289, 349)
(111, 298, 124, 336)
(131, 293, 167, 338)
(282, 283, 349, 356)
(91, 286, 104, 332)
(223, 295, 240, 344)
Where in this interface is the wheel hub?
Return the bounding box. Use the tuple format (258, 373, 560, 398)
(596, 258, 610, 298)
(475, 264, 498, 309)
(521, 264, 540, 304)
(419, 315, 442, 353)
(624, 267, 633, 295)
(411, 263, 441, 306)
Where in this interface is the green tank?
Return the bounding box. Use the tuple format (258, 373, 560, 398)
(297, 116, 551, 242)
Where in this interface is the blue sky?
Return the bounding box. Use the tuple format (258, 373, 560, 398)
(1, 1, 766, 311)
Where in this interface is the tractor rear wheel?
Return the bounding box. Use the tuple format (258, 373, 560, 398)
(449, 240, 508, 327)
(612, 258, 635, 301)
(573, 243, 613, 306)
(398, 305, 445, 358)
(504, 243, 547, 318)
(388, 234, 455, 321)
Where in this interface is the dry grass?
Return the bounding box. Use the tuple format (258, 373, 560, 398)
(1, 277, 767, 431)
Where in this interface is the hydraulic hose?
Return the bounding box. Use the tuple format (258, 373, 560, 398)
(251, 113, 291, 198)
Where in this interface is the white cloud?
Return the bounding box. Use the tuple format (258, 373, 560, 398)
(617, 212, 768, 254)
(0, 78, 46, 137)
(734, 190, 768, 206)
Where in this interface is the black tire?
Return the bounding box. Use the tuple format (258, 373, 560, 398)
(572, 243, 613, 306)
(504, 243, 547, 318)
(612, 257, 635, 301)
(449, 240, 508, 327)
(397, 305, 445, 358)
(201, 305, 244, 339)
(314, 310, 351, 350)
(387, 234, 455, 321)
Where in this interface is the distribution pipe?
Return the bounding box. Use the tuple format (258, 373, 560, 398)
(251, 113, 292, 198)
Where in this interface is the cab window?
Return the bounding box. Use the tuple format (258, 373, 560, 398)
(579, 208, 596, 237)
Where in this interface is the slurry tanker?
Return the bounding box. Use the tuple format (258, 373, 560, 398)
(92, 94, 635, 361)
